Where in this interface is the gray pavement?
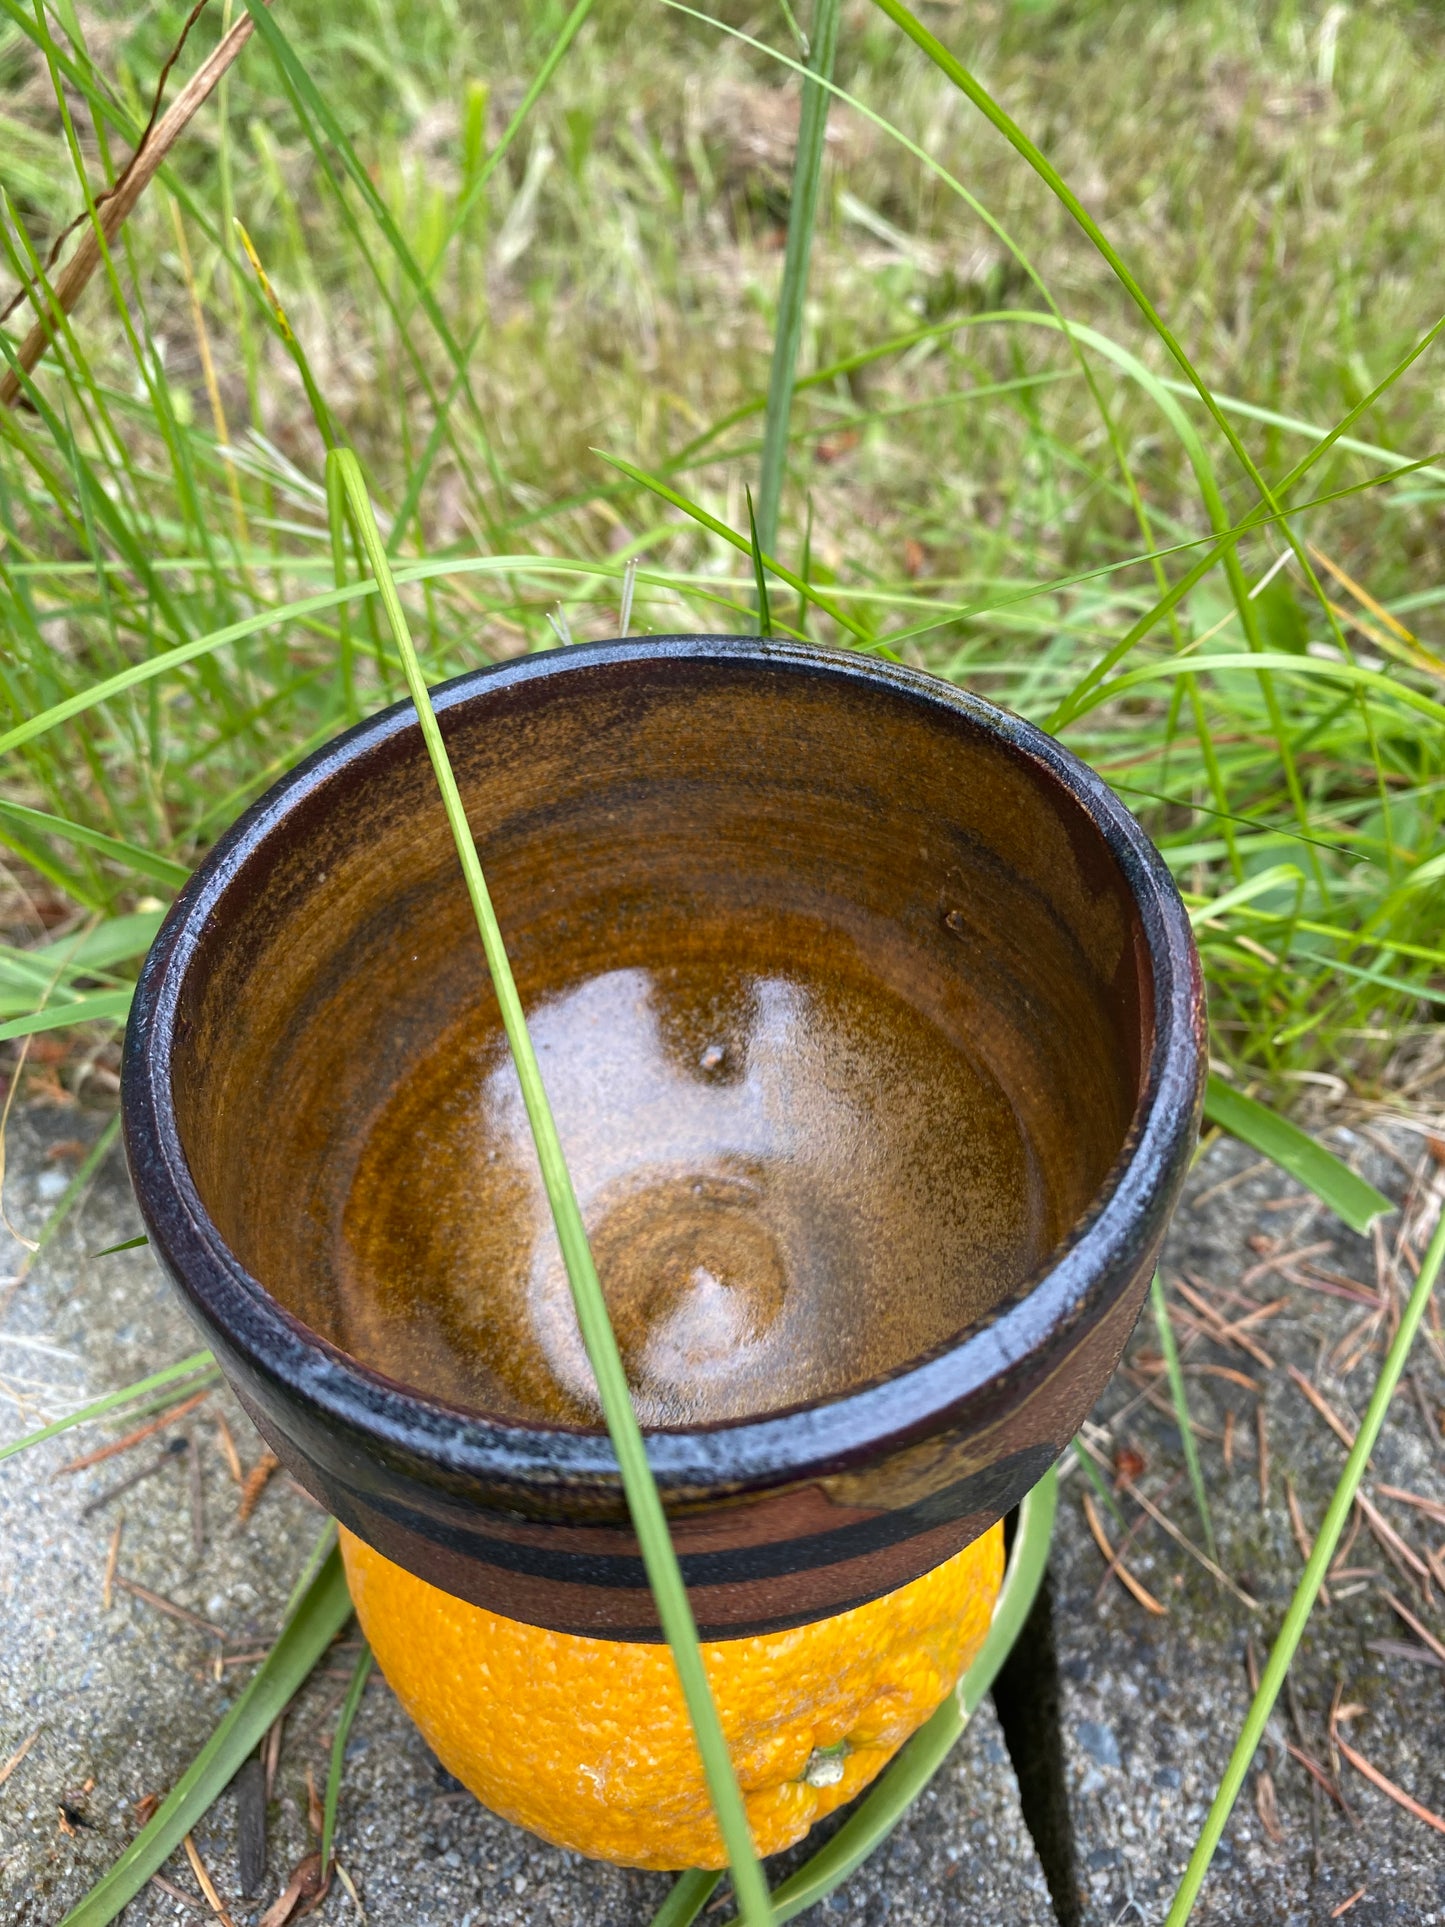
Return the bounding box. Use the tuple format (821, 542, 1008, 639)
(2, 1104, 1444, 1924)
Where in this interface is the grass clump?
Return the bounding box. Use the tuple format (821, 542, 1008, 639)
(1, 0, 1442, 1092)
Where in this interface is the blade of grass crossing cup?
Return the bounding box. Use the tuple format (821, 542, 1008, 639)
(1164, 1206, 1445, 1923)
(333, 448, 775, 1927)
(746, 486, 772, 636)
(652, 1468, 1059, 1927)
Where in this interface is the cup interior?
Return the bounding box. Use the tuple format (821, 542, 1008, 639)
(169, 644, 1151, 1431)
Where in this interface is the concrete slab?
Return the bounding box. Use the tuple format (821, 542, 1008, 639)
(1054, 1126, 1445, 1925)
(6, 1104, 1444, 1923)
(0, 1107, 1051, 1925)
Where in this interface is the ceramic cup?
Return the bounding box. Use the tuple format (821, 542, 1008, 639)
(122, 637, 1205, 1639)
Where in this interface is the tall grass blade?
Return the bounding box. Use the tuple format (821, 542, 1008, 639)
(334, 448, 773, 1926)
(1203, 1077, 1391, 1235)
(0, 579, 371, 758)
(868, 0, 1276, 507)
(751, 1470, 1056, 1925)
(651, 1869, 722, 1927)
(56, 1539, 353, 1927)
(28, 1110, 120, 1260)
(0, 988, 132, 1040)
(432, 0, 598, 274)
(1150, 1272, 1215, 1559)
(597, 451, 871, 644)
(1065, 648, 1445, 733)
(0, 1350, 216, 1463)
(233, 219, 337, 449)
(0, 799, 189, 890)
(1164, 1208, 1445, 1923)
(321, 1643, 374, 1874)
(745, 487, 771, 636)
(753, 0, 839, 559)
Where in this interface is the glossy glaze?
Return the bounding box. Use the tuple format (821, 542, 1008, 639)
(123, 638, 1205, 1638)
(337, 953, 1049, 1428)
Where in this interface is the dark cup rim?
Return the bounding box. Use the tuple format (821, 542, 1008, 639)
(122, 635, 1203, 1495)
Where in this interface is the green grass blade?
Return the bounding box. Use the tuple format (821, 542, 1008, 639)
(1150, 1273, 1215, 1560)
(753, 0, 839, 559)
(234, 220, 338, 451)
(56, 1540, 353, 1927)
(650, 1868, 723, 1927)
(759, 1470, 1056, 1925)
(0, 800, 188, 890)
(334, 448, 774, 1926)
(321, 1643, 374, 1874)
(1164, 1206, 1445, 1924)
(654, 1471, 1058, 1927)
(239, 0, 500, 506)
(1070, 1434, 1126, 1531)
(1186, 864, 1305, 930)
(29, 1111, 120, 1261)
(0, 1349, 216, 1465)
(0, 579, 371, 759)
(0, 988, 132, 1041)
(431, 0, 598, 277)
(282, 1518, 340, 1619)
(596, 451, 871, 645)
(745, 487, 771, 636)
(867, 0, 1276, 509)
(1203, 1076, 1391, 1235)
(1066, 649, 1445, 732)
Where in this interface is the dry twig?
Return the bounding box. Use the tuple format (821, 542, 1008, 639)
(1357, 1493, 1433, 1598)
(1117, 1472, 1260, 1610)
(1377, 1482, 1445, 1528)
(1081, 1490, 1167, 1615)
(184, 1832, 238, 1927)
(1287, 1365, 1358, 1450)
(56, 1388, 210, 1475)
(102, 1516, 122, 1610)
(214, 1414, 243, 1485)
(0, 1726, 41, 1789)
(113, 1574, 224, 1637)
(1285, 1477, 1329, 1605)
(0, 7, 261, 407)
(1331, 1705, 1445, 1837)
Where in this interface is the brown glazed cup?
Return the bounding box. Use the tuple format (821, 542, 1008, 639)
(122, 636, 1205, 1640)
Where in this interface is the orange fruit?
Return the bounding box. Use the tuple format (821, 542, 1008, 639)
(340, 1521, 1003, 1870)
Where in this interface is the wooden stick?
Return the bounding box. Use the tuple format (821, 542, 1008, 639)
(1081, 1490, 1167, 1615)
(113, 1574, 224, 1637)
(1332, 1718, 1445, 1837)
(1377, 1482, 1445, 1528)
(55, 1388, 210, 1475)
(1287, 1365, 1358, 1451)
(1119, 1475, 1261, 1612)
(0, 1726, 41, 1789)
(102, 1516, 122, 1611)
(0, 9, 259, 407)
(1382, 1590, 1445, 1668)
(183, 1833, 238, 1927)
